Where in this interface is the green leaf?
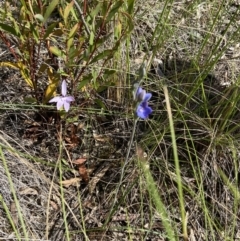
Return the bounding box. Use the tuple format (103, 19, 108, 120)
(0, 62, 33, 88)
(67, 23, 78, 50)
(78, 75, 92, 90)
(94, 99, 107, 109)
(43, 0, 59, 24)
(68, 47, 82, 62)
(89, 50, 113, 64)
(69, 5, 78, 21)
(114, 21, 122, 39)
(43, 22, 58, 39)
(51, 28, 64, 37)
(101, 1, 108, 17)
(44, 68, 60, 103)
(34, 14, 44, 22)
(97, 82, 115, 93)
(24, 97, 37, 104)
(37, 62, 49, 76)
(18, 63, 34, 88)
(49, 46, 66, 60)
(63, 0, 74, 24)
(89, 31, 94, 45)
(126, 14, 134, 32)
(90, 2, 102, 18)
(0, 23, 19, 37)
(106, 1, 124, 22)
(82, 47, 91, 61)
(68, 23, 78, 39)
(19, 0, 27, 8)
(67, 38, 74, 52)
(11, 18, 22, 39)
(103, 69, 116, 78)
(30, 23, 40, 43)
(0, 61, 19, 69)
(95, 33, 112, 48)
(127, 0, 135, 14)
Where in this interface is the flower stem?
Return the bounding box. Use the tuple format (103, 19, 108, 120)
(104, 118, 138, 225)
(114, 118, 138, 201)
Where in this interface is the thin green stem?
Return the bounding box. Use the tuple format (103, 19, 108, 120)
(104, 118, 138, 226)
(113, 118, 138, 205)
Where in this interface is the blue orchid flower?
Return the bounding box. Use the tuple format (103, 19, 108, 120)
(49, 80, 74, 112)
(135, 86, 152, 119)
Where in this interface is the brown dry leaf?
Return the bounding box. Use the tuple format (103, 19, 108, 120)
(72, 158, 87, 165)
(93, 131, 110, 143)
(19, 187, 38, 195)
(50, 200, 59, 210)
(83, 200, 96, 209)
(23, 120, 41, 126)
(61, 177, 81, 187)
(77, 122, 85, 130)
(70, 124, 80, 143)
(78, 163, 89, 183)
(10, 202, 18, 227)
(88, 165, 110, 194)
(64, 124, 82, 149)
(136, 145, 147, 162)
(112, 213, 140, 222)
(72, 157, 89, 183)
(189, 229, 197, 241)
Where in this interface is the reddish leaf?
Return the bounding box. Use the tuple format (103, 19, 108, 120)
(72, 157, 89, 183)
(79, 163, 89, 183)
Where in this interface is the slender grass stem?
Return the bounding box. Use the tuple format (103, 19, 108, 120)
(163, 85, 187, 240)
(0, 146, 28, 240)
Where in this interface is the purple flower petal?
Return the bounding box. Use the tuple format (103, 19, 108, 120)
(136, 102, 152, 119)
(135, 86, 152, 102)
(135, 87, 145, 101)
(49, 81, 74, 112)
(64, 96, 75, 102)
(63, 101, 70, 112)
(138, 89, 146, 102)
(56, 98, 64, 110)
(49, 96, 61, 103)
(143, 93, 152, 102)
(136, 87, 143, 96)
(62, 80, 67, 96)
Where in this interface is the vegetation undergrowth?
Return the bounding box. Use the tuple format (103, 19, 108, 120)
(0, 0, 240, 240)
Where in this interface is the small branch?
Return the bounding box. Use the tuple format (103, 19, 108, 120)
(0, 31, 19, 61)
(73, 0, 90, 36)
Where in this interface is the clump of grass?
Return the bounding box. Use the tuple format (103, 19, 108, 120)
(138, 1, 240, 240)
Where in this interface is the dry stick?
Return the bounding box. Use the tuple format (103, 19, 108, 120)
(73, 0, 90, 36)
